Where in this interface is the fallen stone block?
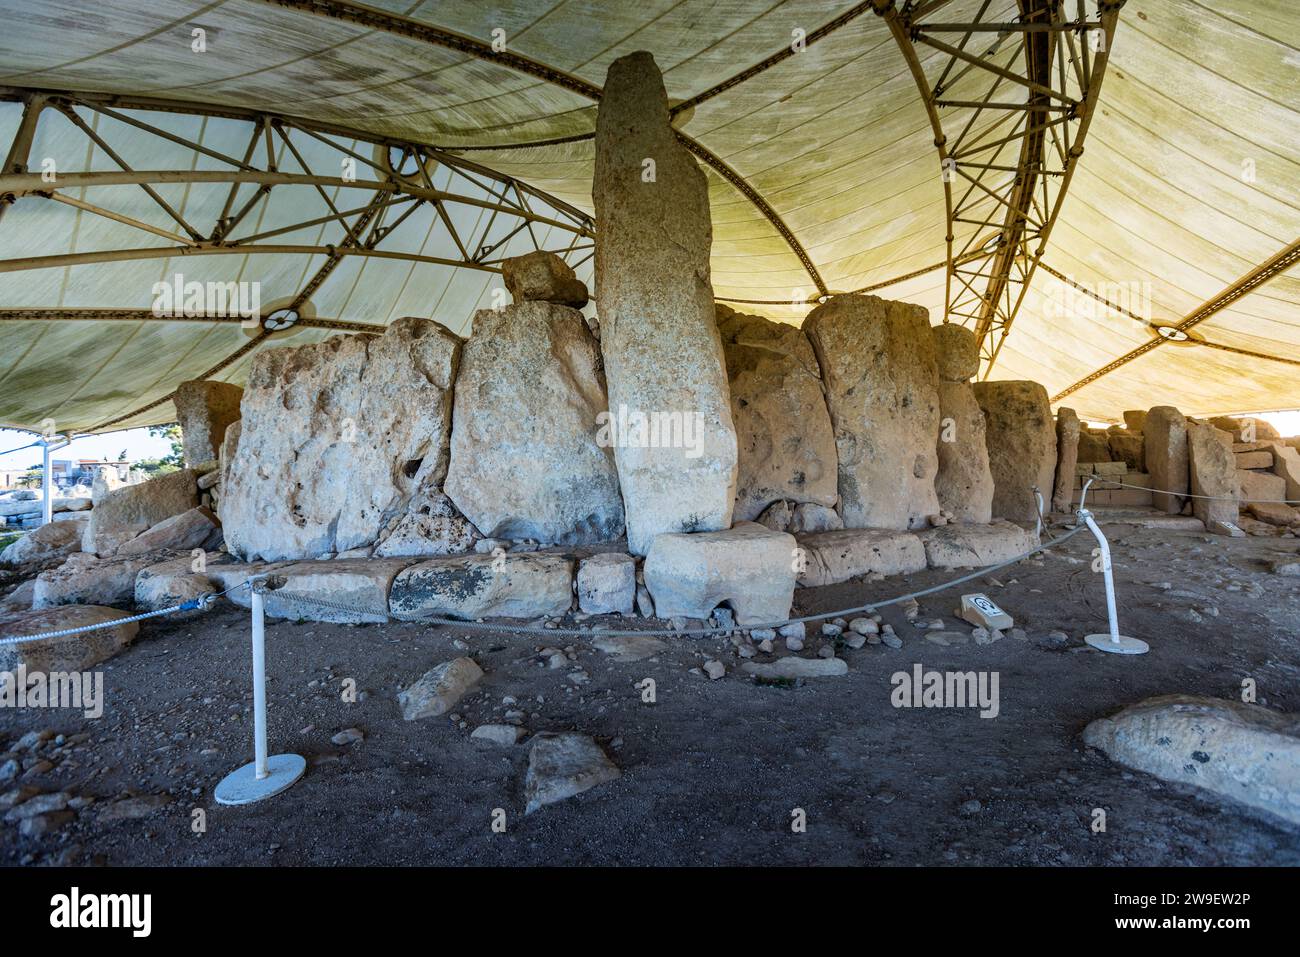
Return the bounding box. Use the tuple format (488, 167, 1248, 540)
(1235, 450, 1273, 470)
(0, 521, 83, 565)
(918, 522, 1037, 570)
(1237, 469, 1286, 506)
(0, 605, 139, 674)
(398, 657, 484, 720)
(390, 553, 574, 621)
(576, 552, 636, 615)
(134, 554, 220, 617)
(794, 528, 926, 587)
(1247, 502, 1299, 527)
(471, 724, 525, 747)
(82, 469, 199, 557)
(372, 489, 478, 558)
(116, 506, 221, 556)
(643, 523, 796, 626)
(33, 553, 166, 610)
(1083, 694, 1300, 826)
(227, 559, 415, 623)
(741, 657, 848, 679)
(524, 732, 620, 814)
(788, 503, 842, 534)
(590, 633, 666, 662)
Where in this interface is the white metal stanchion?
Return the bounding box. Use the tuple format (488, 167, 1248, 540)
(215, 578, 306, 805)
(1076, 500, 1149, 656)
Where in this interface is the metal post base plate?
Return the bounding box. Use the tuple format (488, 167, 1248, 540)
(215, 753, 306, 805)
(1085, 634, 1150, 655)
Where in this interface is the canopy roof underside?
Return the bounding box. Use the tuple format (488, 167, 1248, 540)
(0, 0, 1295, 432)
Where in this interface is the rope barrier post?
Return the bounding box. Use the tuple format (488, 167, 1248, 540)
(1077, 505, 1149, 656)
(1032, 486, 1044, 537)
(215, 576, 306, 805)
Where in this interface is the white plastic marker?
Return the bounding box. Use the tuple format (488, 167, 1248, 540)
(215, 576, 307, 804)
(1076, 477, 1149, 655)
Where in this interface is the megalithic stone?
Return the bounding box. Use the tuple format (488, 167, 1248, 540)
(593, 50, 738, 555)
(803, 295, 941, 530)
(930, 323, 993, 524)
(1052, 407, 1081, 514)
(971, 380, 1057, 524)
(1144, 405, 1188, 513)
(174, 379, 243, 467)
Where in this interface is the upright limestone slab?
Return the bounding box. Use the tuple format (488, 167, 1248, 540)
(717, 305, 837, 521)
(222, 317, 461, 561)
(444, 301, 624, 545)
(930, 323, 993, 524)
(594, 51, 738, 555)
(1051, 407, 1081, 514)
(1144, 406, 1188, 514)
(173, 379, 243, 467)
(971, 381, 1056, 523)
(803, 295, 940, 530)
(1186, 421, 1237, 528)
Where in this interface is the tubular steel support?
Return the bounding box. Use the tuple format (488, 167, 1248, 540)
(872, 0, 1124, 377)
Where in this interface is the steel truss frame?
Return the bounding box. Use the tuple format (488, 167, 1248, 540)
(872, 0, 1123, 377)
(0, 86, 596, 312)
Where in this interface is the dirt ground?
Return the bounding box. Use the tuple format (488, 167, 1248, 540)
(2, 518, 1299, 867)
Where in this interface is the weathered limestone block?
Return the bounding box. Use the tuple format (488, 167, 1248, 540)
(804, 296, 940, 530)
(1268, 442, 1300, 502)
(717, 306, 837, 521)
(83, 469, 198, 557)
(0, 605, 138, 675)
(116, 506, 221, 556)
(918, 522, 1037, 570)
(373, 489, 478, 558)
(1237, 469, 1286, 506)
(398, 657, 484, 721)
(444, 301, 623, 545)
(1083, 695, 1300, 826)
(594, 50, 738, 555)
(789, 503, 843, 534)
(931, 324, 993, 524)
(390, 553, 574, 621)
(1076, 429, 1111, 463)
(643, 523, 796, 626)
(971, 381, 1056, 523)
(755, 499, 793, 532)
(1186, 422, 1238, 527)
(1122, 410, 1148, 432)
(576, 552, 636, 615)
(1108, 429, 1145, 472)
(0, 521, 82, 565)
(794, 528, 927, 588)
(133, 554, 217, 617)
(525, 732, 621, 814)
(222, 559, 414, 624)
(1211, 416, 1279, 442)
(742, 657, 848, 679)
(33, 552, 167, 609)
(174, 379, 243, 467)
(1051, 408, 1081, 513)
(501, 250, 589, 308)
(222, 317, 461, 562)
(1144, 406, 1188, 514)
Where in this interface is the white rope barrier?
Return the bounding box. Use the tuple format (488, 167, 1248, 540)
(1109, 479, 1300, 505)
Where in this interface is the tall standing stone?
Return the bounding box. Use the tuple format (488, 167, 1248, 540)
(717, 305, 837, 521)
(804, 295, 940, 530)
(930, 323, 993, 524)
(444, 301, 624, 545)
(173, 380, 243, 466)
(1186, 421, 1237, 528)
(972, 381, 1056, 524)
(1144, 406, 1188, 514)
(1051, 407, 1081, 514)
(593, 51, 738, 555)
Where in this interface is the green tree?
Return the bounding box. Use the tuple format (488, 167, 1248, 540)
(147, 424, 184, 470)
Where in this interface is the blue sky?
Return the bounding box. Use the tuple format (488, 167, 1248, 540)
(0, 427, 174, 472)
